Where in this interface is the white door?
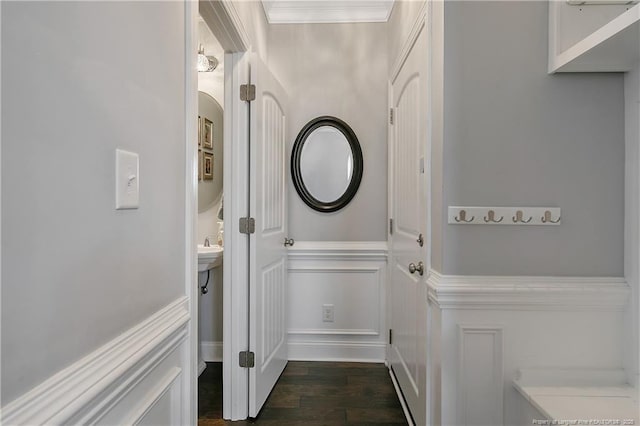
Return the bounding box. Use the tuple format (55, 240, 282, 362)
(389, 21, 429, 426)
(248, 54, 289, 417)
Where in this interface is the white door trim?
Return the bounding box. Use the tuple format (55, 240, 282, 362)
(198, 0, 252, 420)
(200, 0, 252, 420)
(222, 51, 250, 420)
(184, 1, 199, 424)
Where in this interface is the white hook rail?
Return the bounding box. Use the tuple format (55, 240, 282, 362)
(448, 206, 561, 226)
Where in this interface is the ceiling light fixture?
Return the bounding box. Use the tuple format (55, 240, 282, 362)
(197, 44, 219, 72)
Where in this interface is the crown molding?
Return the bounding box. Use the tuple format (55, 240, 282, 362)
(262, 1, 395, 24)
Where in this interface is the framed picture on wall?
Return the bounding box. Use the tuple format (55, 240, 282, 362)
(198, 116, 202, 147)
(203, 152, 213, 180)
(203, 118, 213, 149)
(198, 150, 203, 181)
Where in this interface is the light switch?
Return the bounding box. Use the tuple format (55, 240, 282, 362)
(115, 149, 139, 210)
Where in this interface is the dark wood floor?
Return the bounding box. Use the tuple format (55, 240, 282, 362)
(198, 361, 408, 425)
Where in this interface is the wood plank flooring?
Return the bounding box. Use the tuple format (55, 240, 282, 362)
(198, 361, 408, 425)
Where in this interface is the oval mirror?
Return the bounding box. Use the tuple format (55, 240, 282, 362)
(198, 91, 223, 214)
(291, 116, 363, 213)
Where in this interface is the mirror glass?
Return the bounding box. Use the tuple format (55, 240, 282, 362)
(198, 91, 223, 214)
(300, 126, 353, 203)
(291, 116, 363, 213)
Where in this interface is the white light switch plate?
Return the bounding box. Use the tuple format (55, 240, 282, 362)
(115, 149, 139, 210)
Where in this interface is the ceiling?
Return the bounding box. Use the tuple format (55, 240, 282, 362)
(261, 0, 395, 24)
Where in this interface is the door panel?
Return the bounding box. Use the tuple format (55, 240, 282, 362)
(389, 22, 428, 426)
(249, 54, 289, 417)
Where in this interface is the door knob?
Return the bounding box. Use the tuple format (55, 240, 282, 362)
(408, 261, 424, 276)
(284, 237, 295, 247)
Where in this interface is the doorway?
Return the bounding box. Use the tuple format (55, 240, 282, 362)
(195, 12, 226, 421)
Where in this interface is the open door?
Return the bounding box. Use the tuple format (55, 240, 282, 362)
(388, 20, 429, 426)
(248, 54, 289, 417)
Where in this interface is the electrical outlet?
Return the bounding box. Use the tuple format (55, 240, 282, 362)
(322, 304, 334, 322)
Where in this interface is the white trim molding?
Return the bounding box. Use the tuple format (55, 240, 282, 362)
(390, 0, 428, 83)
(427, 270, 630, 311)
(2, 297, 190, 425)
(201, 341, 224, 362)
(287, 241, 388, 261)
(457, 326, 504, 426)
(261, 0, 395, 24)
(200, 0, 250, 53)
(288, 341, 386, 363)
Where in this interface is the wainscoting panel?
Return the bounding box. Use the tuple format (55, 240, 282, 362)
(457, 326, 504, 426)
(287, 241, 388, 361)
(428, 270, 631, 426)
(2, 297, 190, 425)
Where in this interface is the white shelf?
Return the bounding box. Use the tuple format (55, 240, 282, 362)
(550, 3, 640, 73)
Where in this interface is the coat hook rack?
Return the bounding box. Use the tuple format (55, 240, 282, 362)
(455, 209, 474, 223)
(484, 210, 503, 223)
(512, 210, 532, 224)
(541, 210, 560, 224)
(448, 206, 561, 226)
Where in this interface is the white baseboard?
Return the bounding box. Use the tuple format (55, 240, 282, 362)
(201, 341, 223, 362)
(2, 297, 190, 425)
(287, 340, 386, 362)
(389, 367, 415, 426)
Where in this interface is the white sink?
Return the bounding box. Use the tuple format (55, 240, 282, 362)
(197, 244, 223, 271)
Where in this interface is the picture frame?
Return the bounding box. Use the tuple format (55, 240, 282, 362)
(198, 150, 203, 181)
(203, 118, 213, 149)
(203, 152, 213, 180)
(198, 116, 202, 147)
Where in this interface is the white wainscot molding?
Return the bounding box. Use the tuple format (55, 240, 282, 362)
(427, 270, 630, 311)
(287, 241, 388, 362)
(2, 297, 190, 426)
(427, 270, 631, 426)
(202, 341, 224, 362)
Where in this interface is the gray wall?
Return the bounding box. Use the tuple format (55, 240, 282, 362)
(442, 1, 625, 276)
(2, 1, 186, 403)
(268, 23, 388, 241)
(624, 60, 640, 386)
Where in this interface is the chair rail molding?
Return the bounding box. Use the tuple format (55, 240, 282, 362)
(287, 240, 388, 261)
(1, 297, 190, 425)
(427, 270, 630, 311)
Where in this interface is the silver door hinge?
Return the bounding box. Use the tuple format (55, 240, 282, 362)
(389, 108, 394, 125)
(389, 329, 393, 345)
(389, 218, 394, 235)
(240, 84, 256, 102)
(239, 217, 255, 234)
(239, 351, 255, 368)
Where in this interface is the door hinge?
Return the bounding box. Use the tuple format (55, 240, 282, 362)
(389, 218, 394, 235)
(240, 84, 256, 102)
(239, 217, 255, 234)
(389, 108, 394, 125)
(389, 329, 393, 345)
(239, 351, 255, 368)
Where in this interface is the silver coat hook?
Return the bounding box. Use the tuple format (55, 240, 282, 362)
(541, 210, 560, 224)
(484, 210, 503, 223)
(455, 209, 474, 223)
(512, 210, 532, 224)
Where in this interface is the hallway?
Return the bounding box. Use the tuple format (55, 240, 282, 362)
(198, 362, 407, 425)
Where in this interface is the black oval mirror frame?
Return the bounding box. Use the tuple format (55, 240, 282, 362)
(291, 116, 363, 213)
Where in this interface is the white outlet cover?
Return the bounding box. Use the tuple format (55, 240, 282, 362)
(115, 149, 139, 210)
